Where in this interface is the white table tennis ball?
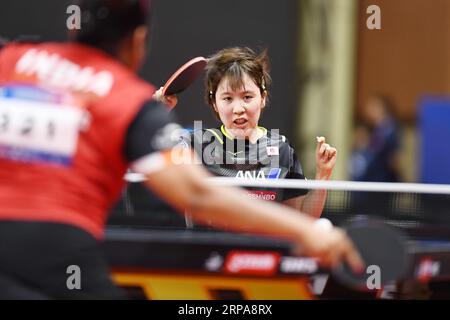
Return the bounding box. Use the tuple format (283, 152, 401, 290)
(314, 218, 333, 232)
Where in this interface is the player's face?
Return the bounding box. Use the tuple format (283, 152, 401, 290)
(214, 73, 266, 139)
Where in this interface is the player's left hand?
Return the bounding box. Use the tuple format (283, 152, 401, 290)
(315, 136, 337, 180)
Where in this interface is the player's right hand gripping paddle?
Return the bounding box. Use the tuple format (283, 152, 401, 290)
(333, 219, 410, 290)
(162, 57, 207, 96)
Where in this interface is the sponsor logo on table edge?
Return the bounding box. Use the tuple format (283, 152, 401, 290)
(224, 251, 281, 275)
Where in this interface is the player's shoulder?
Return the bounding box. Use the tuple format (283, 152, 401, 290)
(112, 63, 154, 95)
(105, 66, 155, 107)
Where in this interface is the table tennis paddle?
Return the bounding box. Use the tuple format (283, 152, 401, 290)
(161, 56, 207, 96)
(331, 218, 410, 291)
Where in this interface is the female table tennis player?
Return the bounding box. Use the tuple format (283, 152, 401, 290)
(155, 47, 337, 218)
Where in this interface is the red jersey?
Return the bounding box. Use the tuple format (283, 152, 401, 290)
(0, 42, 156, 238)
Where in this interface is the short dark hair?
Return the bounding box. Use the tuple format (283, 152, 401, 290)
(74, 0, 151, 55)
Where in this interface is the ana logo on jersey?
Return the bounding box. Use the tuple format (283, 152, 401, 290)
(236, 168, 281, 180)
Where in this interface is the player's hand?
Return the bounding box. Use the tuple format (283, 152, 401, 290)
(315, 136, 337, 180)
(153, 87, 178, 110)
(296, 221, 365, 273)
